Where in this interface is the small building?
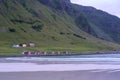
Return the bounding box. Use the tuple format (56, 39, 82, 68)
(13, 42, 35, 48)
(13, 44, 20, 48)
(29, 42, 35, 47)
(19, 43, 27, 48)
(22, 51, 31, 55)
(22, 43, 27, 47)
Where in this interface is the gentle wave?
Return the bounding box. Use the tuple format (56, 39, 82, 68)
(5, 57, 120, 62)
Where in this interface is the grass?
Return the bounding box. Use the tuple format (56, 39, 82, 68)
(0, 46, 102, 56)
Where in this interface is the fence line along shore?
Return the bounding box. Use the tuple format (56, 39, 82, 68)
(22, 51, 120, 56)
(22, 51, 71, 56)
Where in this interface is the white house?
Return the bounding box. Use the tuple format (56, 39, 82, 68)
(29, 42, 35, 47)
(22, 43, 27, 47)
(13, 44, 20, 48)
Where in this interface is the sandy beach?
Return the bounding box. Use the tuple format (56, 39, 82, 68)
(1, 57, 120, 80)
(0, 63, 120, 80)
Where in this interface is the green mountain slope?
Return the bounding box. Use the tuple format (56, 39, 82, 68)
(0, 0, 120, 54)
(72, 4, 120, 43)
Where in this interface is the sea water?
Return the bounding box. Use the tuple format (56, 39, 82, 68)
(4, 53, 120, 62)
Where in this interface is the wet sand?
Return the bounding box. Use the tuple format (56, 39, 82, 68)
(0, 70, 120, 80)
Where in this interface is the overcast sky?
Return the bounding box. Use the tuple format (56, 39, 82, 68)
(71, 0, 120, 18)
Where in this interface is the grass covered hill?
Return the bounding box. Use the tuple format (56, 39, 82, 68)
(0, 0, 120, 54)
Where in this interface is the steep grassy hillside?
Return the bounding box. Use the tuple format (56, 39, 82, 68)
(0, 0, 120, 54)
(72, 4, 120, 43)
(39, 0, 120, 44)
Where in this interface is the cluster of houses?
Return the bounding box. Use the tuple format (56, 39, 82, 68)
(22, 51, 70, 56)
(13, 42, 35, 48)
